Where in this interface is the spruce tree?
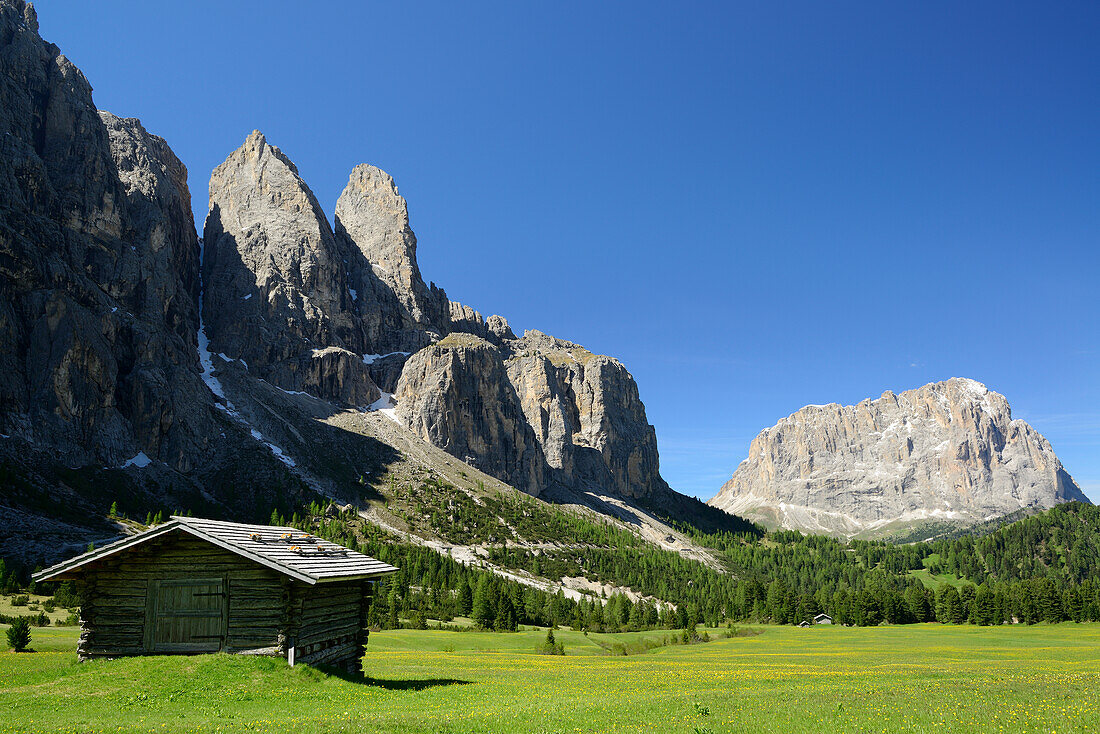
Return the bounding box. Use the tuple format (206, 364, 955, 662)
(6, 618, 30, 652)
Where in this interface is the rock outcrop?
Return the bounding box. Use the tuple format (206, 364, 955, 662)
(394, 333, 548, 494)
(505, 331, 668, 500)
(448, 301, 515, 345)
(709, 378, 1089, 536)
(392, 327, 668, 500)
(0, 0, 214, 469)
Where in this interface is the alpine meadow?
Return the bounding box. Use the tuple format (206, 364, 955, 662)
(1, 2, 1098, 733)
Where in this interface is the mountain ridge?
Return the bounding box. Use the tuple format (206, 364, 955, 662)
(708, 377, 1088, 538)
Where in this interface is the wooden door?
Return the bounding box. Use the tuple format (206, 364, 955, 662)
(144, 577, 227, 653)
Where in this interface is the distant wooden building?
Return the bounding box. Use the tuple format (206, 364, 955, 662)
(813, 613, 833, 625)
(32, 516, 397, 673)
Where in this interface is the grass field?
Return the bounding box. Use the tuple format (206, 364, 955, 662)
(0, 592, 78, 625)
(2, 623, 1098, 733)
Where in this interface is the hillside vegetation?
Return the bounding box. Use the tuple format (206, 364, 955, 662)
(9, 497, 1098, 633)
(273, 501, 1100, 630)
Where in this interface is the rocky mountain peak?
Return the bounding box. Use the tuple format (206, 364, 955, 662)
(334, 163, 448, 332)
(202, 130, 379, 405)
(709, 378, 1088, 537)
(448, 302, 515, 345)
(21, 1, 36, 31)
(0, 0, 686, 562)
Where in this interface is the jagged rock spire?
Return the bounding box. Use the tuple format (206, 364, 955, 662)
(335, 163, 449, 332)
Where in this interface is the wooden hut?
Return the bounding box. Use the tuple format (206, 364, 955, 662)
(32, 516, 397, 673)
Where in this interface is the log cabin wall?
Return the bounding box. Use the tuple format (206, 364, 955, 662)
(76, 532, 285, 660)
(286, 580, 373, 673)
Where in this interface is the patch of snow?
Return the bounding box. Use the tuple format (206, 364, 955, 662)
(242, 293, 252, 301)
(348, 288, 358, 301)
(196, 241, 233, 407)
(217, 352, 233, 362)
(122, 452, 152, 469)
(249, 429, 296, 468)
(362, 351, 411, 365)
(0, 433, 9, 439)
(197, 239, 297, 469)
(368, 391, 401, 423)
(263, 440, 296, 467)
(111, 307, 118, 313)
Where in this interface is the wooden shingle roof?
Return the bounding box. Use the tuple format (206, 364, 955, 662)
(32, 516, 398, 585)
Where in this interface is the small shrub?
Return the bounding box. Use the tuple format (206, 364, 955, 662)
(6, 617, 30, 651)
(10, 595, 28, 607)
(42, 600, 55, 613)
(536, 629, 565, 655)
(55, 612, 80, 627)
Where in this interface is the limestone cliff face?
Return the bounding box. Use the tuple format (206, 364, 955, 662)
(0, 0, 215, 470)
(505, 331, 668, 500)
(708, 378, 1089, 536)
(201, 131, 379, 406)
(391, 327, 668, 499)
(394, 334, 548, 494)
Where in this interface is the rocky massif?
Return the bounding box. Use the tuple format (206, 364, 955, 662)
(0, 0, 687, 562)
(709, 378, 1088, 537)
(202, 130, 672, 504)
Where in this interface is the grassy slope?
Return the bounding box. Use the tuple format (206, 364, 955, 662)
(906, 555, 971, 590)
(0, 593, 77, 624)
(3, 624, 1098, 733)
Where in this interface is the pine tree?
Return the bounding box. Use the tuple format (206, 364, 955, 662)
(386, 584, 400, 629)
(457, 580, 473, 616)
(974, 585, 995, 626)
(472, 577, 496, 629)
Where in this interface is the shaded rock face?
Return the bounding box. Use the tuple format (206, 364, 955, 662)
(709, 378, 1089, 536)
(334, 164, 449, 335)
(394, 334, 547, 494)
(201, 131, 379, 406)
(0, 0, 215, 469)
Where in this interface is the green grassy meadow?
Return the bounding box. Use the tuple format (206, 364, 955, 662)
(2, 623, 1097, 733)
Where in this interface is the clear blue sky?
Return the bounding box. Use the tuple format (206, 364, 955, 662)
(39, 1, 1099, 502)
